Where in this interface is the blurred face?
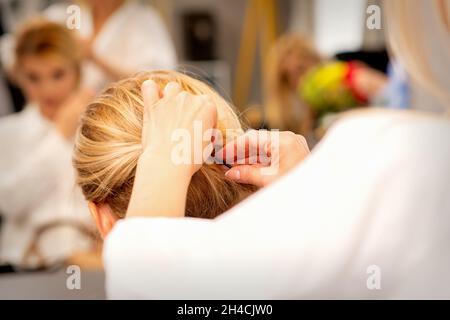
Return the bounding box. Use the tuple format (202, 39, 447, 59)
(18, 54, 78, 120)
(281, 50, 317, 91)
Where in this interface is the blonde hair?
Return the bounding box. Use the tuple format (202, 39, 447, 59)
(73, 71, 257, 219)
(14, 18, 81, 84)
(383, 0, 450, 113)
(264, 34, 322, 134)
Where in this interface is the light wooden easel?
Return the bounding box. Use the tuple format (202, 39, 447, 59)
(233, 0, 279, 110)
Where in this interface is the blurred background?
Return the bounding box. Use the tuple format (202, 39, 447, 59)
(0, 0, 395, 131)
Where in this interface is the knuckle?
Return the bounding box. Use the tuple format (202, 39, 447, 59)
(199, 94, 211, 102)
(205, 104, 217, 120)
(239, 166, 251, 179)
(281, 131, 300, 146)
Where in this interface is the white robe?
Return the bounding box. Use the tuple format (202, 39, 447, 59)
(0, 1, 177, 92)
(44, 0, 177, 91)
(103, 109, 450, 299)
(0, 106, 93, 267)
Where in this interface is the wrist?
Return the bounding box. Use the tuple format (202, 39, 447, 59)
(127, 147, 192, 217)
(127, 153, 192, 218)
(138, 145, 195, 178)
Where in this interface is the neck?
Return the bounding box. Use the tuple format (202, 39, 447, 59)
(91, 0, 125, 32)
(39, 105, 58, 121)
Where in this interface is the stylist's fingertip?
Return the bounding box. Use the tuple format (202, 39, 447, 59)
(142, 79, 159, 104)
(163, 81, 182, 98)
(142, 79, 157, 90)
(225, 168, 240, 180)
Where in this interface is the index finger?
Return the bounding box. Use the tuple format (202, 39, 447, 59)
(141, 79, 160, 148)
(215, 130, 271, 165)
(142, 79, 160, 108)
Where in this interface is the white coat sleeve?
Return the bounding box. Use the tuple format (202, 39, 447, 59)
(103, 111, 450, 299)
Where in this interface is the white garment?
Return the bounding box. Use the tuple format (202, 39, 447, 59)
(0, 1, 177, 92)
(104, 110, 450, 299)
(0, 106, 93, 267)
(44, 0, 177, 91)
(0, 72, 13, 117)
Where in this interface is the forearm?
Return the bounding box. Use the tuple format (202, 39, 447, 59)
(126, 151, 192, 218)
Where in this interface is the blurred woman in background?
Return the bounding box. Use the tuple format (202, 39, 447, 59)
(265, 34, 388, 143)
(45, 0, 177, 91)
(264, 34, 322, 139)
(0, 19, 95, 270)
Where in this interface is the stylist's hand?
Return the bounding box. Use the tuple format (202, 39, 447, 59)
(127, 80, 217, 218)
(217, 130, 310, 187)
(139, 80, 217, 176)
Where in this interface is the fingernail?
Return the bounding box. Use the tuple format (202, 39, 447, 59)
(225, 169, 240, 180)
(142, 79, 153, 87)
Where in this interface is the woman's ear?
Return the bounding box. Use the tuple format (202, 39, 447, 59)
(88, 202, 119, 239)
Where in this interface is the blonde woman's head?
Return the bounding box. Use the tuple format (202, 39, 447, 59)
(73, 71, 257, 236)
(14, 18, 81, 119)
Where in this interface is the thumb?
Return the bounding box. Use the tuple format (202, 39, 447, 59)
(225, 165, 265, 187)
